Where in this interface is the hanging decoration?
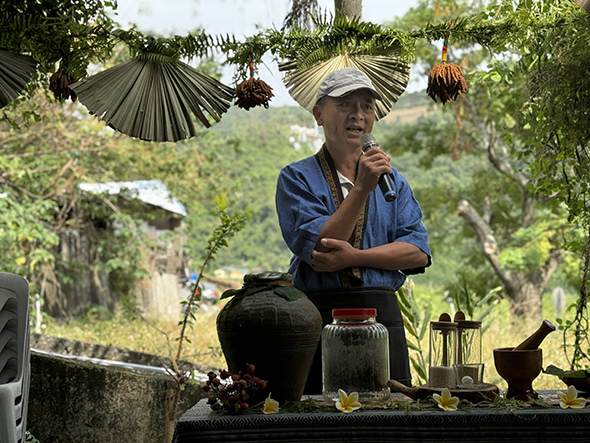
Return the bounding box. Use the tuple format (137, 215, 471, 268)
(278, 13, 411, 120)
(69, 55, 235, 142)
(282, 53, 409, 120)
(426, 36, 468, 105)
(2, 4, 584, 141)
(235, 57, 274, 110)
(49, 71, 78, 102)
(0, 50, 37, 109)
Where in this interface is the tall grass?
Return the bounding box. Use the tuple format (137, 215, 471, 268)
(39, 286, 573, 391)
(40, 303, 227, 369)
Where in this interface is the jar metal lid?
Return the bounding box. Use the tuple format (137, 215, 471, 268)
(456, 320, 482, 329)
(430, 321, 458, 330)
(332, 308, 377, 318)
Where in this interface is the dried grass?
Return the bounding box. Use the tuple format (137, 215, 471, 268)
(41, 295, 572, 391)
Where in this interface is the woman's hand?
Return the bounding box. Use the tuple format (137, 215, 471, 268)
(311, 238, 357, 272)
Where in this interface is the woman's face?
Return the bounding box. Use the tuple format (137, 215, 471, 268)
(313, 89, 376, 153)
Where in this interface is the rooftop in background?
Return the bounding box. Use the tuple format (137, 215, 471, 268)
(78, 180, 187, 216)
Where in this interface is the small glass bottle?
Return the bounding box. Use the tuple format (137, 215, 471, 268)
(456, 319, 482, 365)
(321, 308, 390, 404)
(454, 311, 483, 385)
(428, 314, 458, 388)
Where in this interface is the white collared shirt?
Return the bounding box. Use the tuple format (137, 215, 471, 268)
(337, 170, 354, 198)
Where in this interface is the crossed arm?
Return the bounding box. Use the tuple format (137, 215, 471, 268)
(311, 150, 429, 273)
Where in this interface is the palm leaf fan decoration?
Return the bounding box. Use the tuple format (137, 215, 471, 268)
(0, 50, 37, 109)
(70, 55, 235, 142)
(282, 53, 409, 120)
(279, 12, 410, 120)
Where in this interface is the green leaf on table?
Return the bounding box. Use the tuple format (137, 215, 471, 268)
(544, 364, 590, 378)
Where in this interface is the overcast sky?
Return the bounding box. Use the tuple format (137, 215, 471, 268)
(111, 0, 420, 106)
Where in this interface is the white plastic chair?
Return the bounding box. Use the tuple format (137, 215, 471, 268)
(0, 273, 30, 443)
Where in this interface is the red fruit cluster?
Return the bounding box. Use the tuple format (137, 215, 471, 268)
(203, 364, 268, 414)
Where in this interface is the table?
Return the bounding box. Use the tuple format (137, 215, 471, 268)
(173, 392, 590, 442)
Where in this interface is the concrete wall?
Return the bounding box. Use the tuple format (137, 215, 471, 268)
(29, 333, 210, 374)
(27, 335, 211, 443)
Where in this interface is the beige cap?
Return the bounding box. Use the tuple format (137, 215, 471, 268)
(315, 67, 382, 104)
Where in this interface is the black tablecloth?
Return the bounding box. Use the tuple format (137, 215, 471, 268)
(174, 392, 590, 442)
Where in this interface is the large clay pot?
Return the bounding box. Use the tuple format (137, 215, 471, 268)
(216, 272, 322, 404)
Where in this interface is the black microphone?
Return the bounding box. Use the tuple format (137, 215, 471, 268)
(360, 133, 397, 202)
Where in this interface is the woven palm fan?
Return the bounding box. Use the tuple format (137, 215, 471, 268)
(70, 57, 235, 142)
(0, 50, 37, 109)
(282, 53, 409, 120)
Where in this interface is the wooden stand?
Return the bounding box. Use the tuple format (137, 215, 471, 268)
(388, 379, 499, 403)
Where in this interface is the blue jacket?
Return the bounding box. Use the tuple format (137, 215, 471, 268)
(276, 154, 431, 292)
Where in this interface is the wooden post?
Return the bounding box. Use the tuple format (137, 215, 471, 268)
(335, 0, 362, 20)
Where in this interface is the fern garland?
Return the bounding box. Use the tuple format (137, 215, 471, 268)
(1, 0, 588, 135)
(223, 12, 415, 84)
(408, 5, 587, 54)
(112, 29, 228, 62)
(2, 2, 585, 88)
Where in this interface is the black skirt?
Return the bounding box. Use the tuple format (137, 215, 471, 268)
(304, 286, 411, 395)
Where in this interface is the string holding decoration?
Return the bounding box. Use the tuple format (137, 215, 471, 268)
(426, 35, 467, 105)
(235, 57, 274, 110)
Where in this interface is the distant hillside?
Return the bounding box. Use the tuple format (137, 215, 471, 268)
(256, 91, 436, 125)
(382, 91, 437, 124)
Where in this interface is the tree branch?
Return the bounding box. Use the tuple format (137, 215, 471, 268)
(463, 96, 529, 189)
(456, 198, 503, 273)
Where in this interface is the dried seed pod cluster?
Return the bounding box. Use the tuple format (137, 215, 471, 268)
(49, 71, 77, 102)
(235, 77, 274, 110)
(203, 364, 268, 414)
(426, 62, 467, 105)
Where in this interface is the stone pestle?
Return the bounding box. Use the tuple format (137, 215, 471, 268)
(513, 320, 556, 351)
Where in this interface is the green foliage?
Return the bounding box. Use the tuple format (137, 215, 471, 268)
(187, 106, 314, 272)
(467, 1, 590, 226)
(390, 0, 588, 362)
(556, 232, 590, 370)
(3, 0, 589, 369)
(480, 0, 590, 366)
(397, 280, 431, 385)
(176, 198, 249, 363)
(392, 1, 584, 299)
(498, 217, 565, 271)
(25, 431, 40, 443)
(388, 0, 490, 76)
(544, 364, 590, 379)
(446, 271, 502, 326)
(118, 197, 248, 437)
(0, 0, 117, 80)
(491, 394, 550, 411)
(289, 11, 414, 66)
(0, 72, 320, 308)
(0, 91, 202, 301)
